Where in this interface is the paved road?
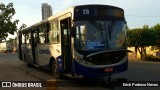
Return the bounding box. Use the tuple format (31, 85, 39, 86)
(0, 53, 46, 90)
(113, 60, 160, 81)
(113, 60, 160, 90)
(0, 53, 160, 90)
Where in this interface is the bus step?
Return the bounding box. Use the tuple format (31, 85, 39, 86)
(33, 64, 39, 68)
(63, 74, 75, 78)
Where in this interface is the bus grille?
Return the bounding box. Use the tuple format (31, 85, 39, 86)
(86, 51, 126, 65)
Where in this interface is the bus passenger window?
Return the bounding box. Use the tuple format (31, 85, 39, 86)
(38, 24, 49, 44)
(39, 34, 45, 44)
(22, 33, 26, 44)
(49, 31, 59, 43)
(49, 20, 59, 43)
(26, 33, 31, 44)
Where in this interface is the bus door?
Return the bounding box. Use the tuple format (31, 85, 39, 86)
(31, 30, 38, 64)
(60, 17, 72, 73)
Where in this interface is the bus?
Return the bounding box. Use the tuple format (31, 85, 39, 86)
(17, 4, 129, 79)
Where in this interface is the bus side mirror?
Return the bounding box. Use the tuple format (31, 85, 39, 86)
(71, 27, 76, 37)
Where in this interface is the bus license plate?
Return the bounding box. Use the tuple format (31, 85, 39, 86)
(105, 67, 113, 72)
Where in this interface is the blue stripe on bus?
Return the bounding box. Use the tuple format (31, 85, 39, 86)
(39, 56, 127, 78)
(56, 56, 64, 73)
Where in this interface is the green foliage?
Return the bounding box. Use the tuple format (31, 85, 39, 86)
(127, 28, 141, 47)
(19, 24, 27, 31)
(127, 25, 157, 47)
(127, 24, 160, 60)
(0, 3, 19, 40)
(152, 23, 160, 47)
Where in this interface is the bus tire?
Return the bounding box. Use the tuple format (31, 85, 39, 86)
(51, 60, 61, 79)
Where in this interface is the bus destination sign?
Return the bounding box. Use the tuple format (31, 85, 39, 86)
(75, 6, 124, 18)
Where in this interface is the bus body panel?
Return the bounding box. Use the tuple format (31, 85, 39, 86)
(37, 44, 51, 65)
(37, 43, 61, 65)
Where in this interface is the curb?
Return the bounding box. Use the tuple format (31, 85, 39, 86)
(47, 79, 57, 90)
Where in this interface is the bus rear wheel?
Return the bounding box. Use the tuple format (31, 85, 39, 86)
(51, 61, 61, 79)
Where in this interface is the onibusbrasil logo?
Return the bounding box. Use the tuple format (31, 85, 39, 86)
(1, 82, 43, 88)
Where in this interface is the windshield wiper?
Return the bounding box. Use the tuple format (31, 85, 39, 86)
(88, 19, 104, 31)
(87, 19, 105, 40)
(108, 20, 116, 40)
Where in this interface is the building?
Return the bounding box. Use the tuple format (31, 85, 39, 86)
(0, 38, 17, 53)
(41, 3, 52, 20)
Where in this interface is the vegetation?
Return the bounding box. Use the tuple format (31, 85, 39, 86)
(127, 24, 160, 60)
(146, 54, 160, 61)
(0, 3, 19, 40)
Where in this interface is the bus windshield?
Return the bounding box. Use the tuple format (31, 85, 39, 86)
(74, 20, 126, 50)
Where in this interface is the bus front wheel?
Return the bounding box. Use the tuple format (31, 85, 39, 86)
(51, 60, 61, 79)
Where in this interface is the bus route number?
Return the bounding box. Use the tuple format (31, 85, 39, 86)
(83, 9, 90, 15)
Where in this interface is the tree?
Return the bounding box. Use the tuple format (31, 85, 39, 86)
(152, 23, 160, 48)
(19, 24, 27, 31)
(16, 23, 27, 36)
(0, 3, 19, 40)
(127, 25, 157, 60)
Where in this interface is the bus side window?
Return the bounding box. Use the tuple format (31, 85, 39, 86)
(39, 34, 45, 44)
(38, 24, 49, 44)
(49, 20, 59, 43)
(22, 33, 26, 44)
(26, 32, 31, 44)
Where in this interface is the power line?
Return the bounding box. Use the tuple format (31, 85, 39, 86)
(126, 15, 160, 18)
(4, 1, 160, 18)
(2, 0, 64, 10)
(4, 0, 40, 6)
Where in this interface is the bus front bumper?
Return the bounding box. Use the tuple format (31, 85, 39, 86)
(73, 60, 128, 78)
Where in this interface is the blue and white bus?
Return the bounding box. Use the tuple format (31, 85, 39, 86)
(17, 4, 129, 79)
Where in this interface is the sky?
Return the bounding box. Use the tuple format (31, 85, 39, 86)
(1, 0, 160, 38)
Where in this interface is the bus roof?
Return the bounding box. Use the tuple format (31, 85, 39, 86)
(21, 7, 74, 33)
(21, 4, 123, 33)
